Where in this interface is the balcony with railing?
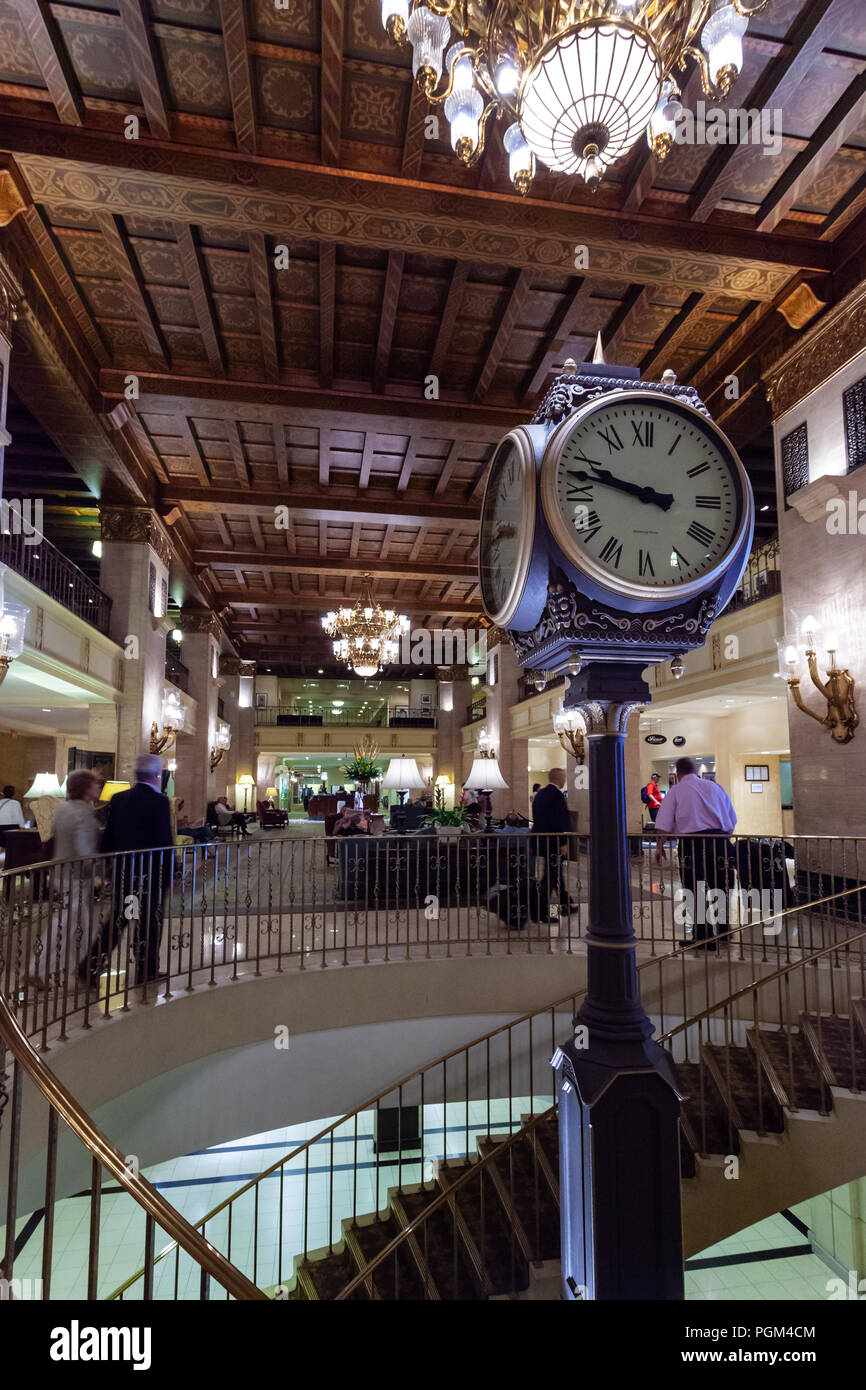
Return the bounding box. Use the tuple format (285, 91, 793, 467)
(465, 697, 486, 724)
(165, 649, 190, 694)
(255, 704, 437, 729)
(0, 526, 112, 636)
(727, 534, 780, 613)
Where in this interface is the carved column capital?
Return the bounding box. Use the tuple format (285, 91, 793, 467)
(179, 609, 225, 641)
(570, 699, 645, 736)
(0, 160, 29, 229)
(99, 505, 174, 569)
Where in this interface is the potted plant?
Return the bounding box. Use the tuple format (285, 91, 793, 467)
(424, 789, 468, 838)
(341, 740, 382, 792)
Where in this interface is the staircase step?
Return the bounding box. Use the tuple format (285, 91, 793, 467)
(477, 1132, 560, 1262)
(801, 1014, 865, 1092)
(753, 1028, 830, 1113)
(396, 1185, 483, 1300)
(677, 1059, 738, 1157)
(704, 1042, 784, 1135)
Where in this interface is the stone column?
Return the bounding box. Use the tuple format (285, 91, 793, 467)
(174, 611, 223, 824)
(433, 665, 472, 807)
(218, 657, 256, 803)
(99, 506, 174, 781)
(0, 257, 20, 495)
(483, 634, 528, 817)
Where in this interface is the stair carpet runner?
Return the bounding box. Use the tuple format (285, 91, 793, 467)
(290, 1003, 866, 1300)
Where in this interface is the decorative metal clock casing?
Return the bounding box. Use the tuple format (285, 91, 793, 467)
(479, 362, 754, 672)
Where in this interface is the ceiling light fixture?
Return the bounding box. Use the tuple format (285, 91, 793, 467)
(322, 573, 410, 680)
(383, 0, 768, 194)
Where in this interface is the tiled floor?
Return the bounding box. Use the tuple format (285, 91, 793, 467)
(685, 1212, 834, 1301)
(3, 1103, 843, 1301)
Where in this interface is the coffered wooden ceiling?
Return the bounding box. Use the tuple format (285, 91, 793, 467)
(1, 0, 866, 672)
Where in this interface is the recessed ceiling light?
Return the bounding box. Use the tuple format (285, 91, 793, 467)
(42, 707, 51, 712)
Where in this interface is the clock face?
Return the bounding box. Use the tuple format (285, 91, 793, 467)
(541, 392, 748, 600)
(479, 433, 537, 624)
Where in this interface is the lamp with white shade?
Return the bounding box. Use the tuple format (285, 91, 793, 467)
(23, 772, 63, 800)
(381, 756, 427, 793)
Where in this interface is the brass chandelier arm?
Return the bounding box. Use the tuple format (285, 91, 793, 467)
(787, 680, 831, 728)
(679, 43, 719, 99)
(209, 747, 226, 772)
(463, 95, 503, 164)
(805, 649, 832, 702)
(732, 0, 771, 14)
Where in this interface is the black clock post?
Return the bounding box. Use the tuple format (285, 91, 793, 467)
(553, 660, 684, 1301)
(480, 358, 754, 1300)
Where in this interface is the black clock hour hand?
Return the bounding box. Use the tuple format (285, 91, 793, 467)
(567, 467, 674, 512)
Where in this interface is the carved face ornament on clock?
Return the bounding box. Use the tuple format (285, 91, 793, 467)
(540, 391, 752, 604)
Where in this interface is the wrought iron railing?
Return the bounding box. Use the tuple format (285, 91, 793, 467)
(0, 527, 112, 635)
(465, 699, 486, 724)
(164, 650, 190, 694)
(2, 830, 863, 1044)
(517, 674, 566, 704)
(727, 534, 780, 613)
(254, 705, 436, 728)
(0, 988, 265, 1300)
(106, 877, 866, 1300)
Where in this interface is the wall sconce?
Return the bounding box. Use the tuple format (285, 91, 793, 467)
(151, 689, 185, 754)
(553, 705, 586, 763)
(778, 619, 859, 744)
(209, 721, 231, 771)
(0, 601, 28, 686)
(477, 726, 496, 758)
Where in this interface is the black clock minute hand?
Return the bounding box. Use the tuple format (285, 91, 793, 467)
(567, 467, 675, 513)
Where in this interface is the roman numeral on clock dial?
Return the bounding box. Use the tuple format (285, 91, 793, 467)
(599, 535, 623, 567)
(695, 495, 721, 508)
(687, 520, 716, 546)
(639, 549, 655, 577)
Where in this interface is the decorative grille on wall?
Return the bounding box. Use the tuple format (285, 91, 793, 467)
(844, 376, 866, 473)
(148, 561, 157, 615)
(781, 422, 809, 508)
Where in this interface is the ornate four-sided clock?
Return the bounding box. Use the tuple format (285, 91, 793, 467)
(479, 364, 754, 672)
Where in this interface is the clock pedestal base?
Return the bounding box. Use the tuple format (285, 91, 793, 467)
(553, 662, 684, 1300)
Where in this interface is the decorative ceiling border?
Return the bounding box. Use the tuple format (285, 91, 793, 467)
(763, 279, 866, 420)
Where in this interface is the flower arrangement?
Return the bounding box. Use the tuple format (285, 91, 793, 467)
(424, 786, 467, 827)
(341, 740, 382, 784)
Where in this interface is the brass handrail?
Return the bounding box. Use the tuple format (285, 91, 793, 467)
(0, 990, 267, 1301)
(333, 1105, 558, 1300)
(657, 915, 866, 1044)
(107, 878, 864, 1300)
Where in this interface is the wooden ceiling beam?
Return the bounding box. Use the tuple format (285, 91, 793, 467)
(7, 131, 830, 289)
(522, 276, 594, 401)
(248, 233, 280, 381)
(224, 418, 251, 486)
(176, 224, 225, 375)
(94, 212, 168, 364)
(640, 293, 708, 381)
(320, 0, 343, 165)
(474, 268, 532, 401)
(756, 70, 866, 234)
(12, 0, 84, 125)
(690, 0, 837, 223)
(162, 482, 480, 528)
(318, 241, 336, 389)
(117, 0, 172, 140)
(605, 285, 654, 367)
(273, 423, 289, 485)
(219, 0, 257, 155)
(202, 550, 475, 578)
(396, 436, 419, 492)
(218, 590, 482, 616)
(373, 251, 405, 394)
(401, 80, 429, 178)
(358, 431, 376, 489)
(434, 439, 461, 496)
(319, 427, 331, 487)
(177, 416, 211, 485)
(429, 261, 470, 381)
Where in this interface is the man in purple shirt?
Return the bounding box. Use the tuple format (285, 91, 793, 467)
(654, 758, 737, 952)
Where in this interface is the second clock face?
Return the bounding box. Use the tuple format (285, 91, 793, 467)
(544, 394, 744, 595)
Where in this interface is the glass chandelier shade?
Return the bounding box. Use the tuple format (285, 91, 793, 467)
(519, 23, 663, 181)
(322, 574, 410, 679)
(444, 43, 484, 156)
(701, 3, 749, 93)
(0, 601, 28, 660)
(407, 4, 451, 83)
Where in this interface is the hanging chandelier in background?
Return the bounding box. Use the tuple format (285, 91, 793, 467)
(322, 574, 410, 679)
(381, 0, 769, 194)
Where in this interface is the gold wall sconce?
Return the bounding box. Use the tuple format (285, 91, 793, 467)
(553, 705, 586, 763)
(209, 721, 231, 771)
(778, 620, 858, 744)
(150, 690, 185, 755)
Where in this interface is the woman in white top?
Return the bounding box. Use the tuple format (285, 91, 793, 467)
(29, 771, 102, 990)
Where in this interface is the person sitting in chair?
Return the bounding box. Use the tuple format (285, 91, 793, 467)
(213, 796, 250, 837)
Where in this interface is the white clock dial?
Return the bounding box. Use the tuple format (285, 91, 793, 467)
(479, 433, 537, 625)
(541, 393, 748, 600)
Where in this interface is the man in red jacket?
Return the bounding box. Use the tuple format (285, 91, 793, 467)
(644, 772, 664, 822)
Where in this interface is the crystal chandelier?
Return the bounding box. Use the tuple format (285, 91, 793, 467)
(322, 574, 410, 679)
(382, 0, 769, 193)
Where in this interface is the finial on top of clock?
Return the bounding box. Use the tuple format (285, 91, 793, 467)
(563, 357, 578, 375)
(592, 332, 606, 366)
(661, 368, 678, 386)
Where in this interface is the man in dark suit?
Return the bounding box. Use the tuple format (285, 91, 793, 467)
(101, 753, 173, 986)
(532, 768, 576, 921)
